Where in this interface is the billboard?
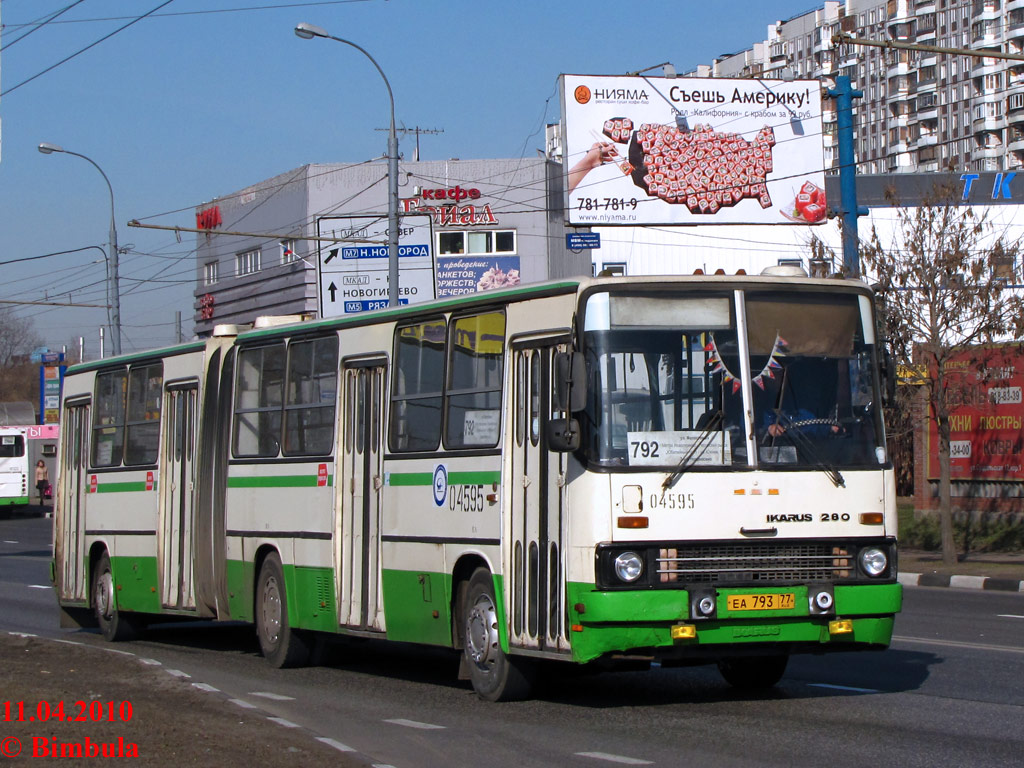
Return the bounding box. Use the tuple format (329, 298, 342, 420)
(926, 347, 1024, 480)
(316, 214, 434, 318)
(561, 74, 825, 226)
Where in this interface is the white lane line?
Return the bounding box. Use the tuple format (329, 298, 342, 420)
(248, 691, 296, 701)
(165, 668, 191, 678)
(100, 647, 135, 657)
(7, 632, 37, 638)
(28, 585, 52, 589)
(229, 699, 257, 709)
(807, 682, 880, 693)
(3, 540, 17, 544)
(997, 614, 1024, 619)
(50, 639, 85, 647)
(192, 683, 219, 693)
(383, 718, 445, 730)
(575, 752, 654, 765)
(315, 737, 356, 753)
(138, 658, 161, 666)
(267, 717, 299, 728)
(894, 635, 1024, 655)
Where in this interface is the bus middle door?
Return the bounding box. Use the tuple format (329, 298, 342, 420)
(337, 359, 386, 632)
(509, 338, 570, 654)
(159, 385, 198, 610)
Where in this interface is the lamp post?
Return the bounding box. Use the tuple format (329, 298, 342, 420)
(38, 142, 122, 355)
(295, 22, 400, 308)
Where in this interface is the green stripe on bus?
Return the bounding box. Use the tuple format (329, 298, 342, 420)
(227, 475, 334, 488)
(388, 470, 501, 486)
(95, 482, 155, 493)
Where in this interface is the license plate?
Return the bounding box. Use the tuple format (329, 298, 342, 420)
(726, 593, 795, 611)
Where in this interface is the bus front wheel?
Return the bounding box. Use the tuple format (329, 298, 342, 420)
(256, 553, 310, 668)
(461, 568, 533, 702)
(91, 552, 140, 642)
(717, 654, 788, 690)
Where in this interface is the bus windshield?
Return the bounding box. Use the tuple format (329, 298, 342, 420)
(579, 287, 885, 471)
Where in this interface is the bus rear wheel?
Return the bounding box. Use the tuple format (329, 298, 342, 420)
(717, 654, 789, 690)
(256, 553, 310, 668)
(92, 552, 140, 642)
(461, 568, 533, 702)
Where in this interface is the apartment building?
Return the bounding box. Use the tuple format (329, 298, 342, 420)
(694, 0, 1023, 175)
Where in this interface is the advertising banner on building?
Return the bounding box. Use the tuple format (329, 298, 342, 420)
(316, 214, 434, 318)
(561, 74, 825, 226)
(926, 347, 1024, 480)
(436, 256, 521, 298)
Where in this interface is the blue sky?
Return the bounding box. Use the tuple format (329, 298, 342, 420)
(0, 0, 818, 354)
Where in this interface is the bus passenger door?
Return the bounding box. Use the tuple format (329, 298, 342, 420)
(509, 338, 571, 653)
(337, 360, 386, 632)
(160, 385, 199, 610)
(56, 403, 90, 602)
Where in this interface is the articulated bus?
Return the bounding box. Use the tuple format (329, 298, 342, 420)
(53, 273, 901, 701)
(0, 427, 29, 510)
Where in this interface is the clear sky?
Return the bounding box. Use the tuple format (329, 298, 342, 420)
(0, 0, 819, 355)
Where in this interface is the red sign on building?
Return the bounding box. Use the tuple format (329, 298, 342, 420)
(927, 346, 1024, 480)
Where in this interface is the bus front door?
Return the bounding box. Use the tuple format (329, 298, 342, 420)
(509, 339, 570, 654)
(159, 386, 198, 610)
(337, 360, 386, 632)
(56, 402, 90, 602)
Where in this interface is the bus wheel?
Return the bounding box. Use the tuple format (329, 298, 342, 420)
(462, 568, 533, 702)
(91, 552, 140, 642)
(717, 655, 789, 690)
(256, 553, 310, 668)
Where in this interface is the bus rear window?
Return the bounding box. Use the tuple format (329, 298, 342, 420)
(0, 435, 25, 457)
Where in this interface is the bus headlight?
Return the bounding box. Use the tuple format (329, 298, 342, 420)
(614, 551, 644, 583)
(858, 546, 888, 577)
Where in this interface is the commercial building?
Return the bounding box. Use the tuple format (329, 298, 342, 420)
(192, 158, 586, 334)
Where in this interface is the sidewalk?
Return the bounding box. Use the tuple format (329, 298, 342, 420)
(899, 548, 1024, 592)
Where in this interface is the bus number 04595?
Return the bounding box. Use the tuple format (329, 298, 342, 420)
(450, 484, 485, 513)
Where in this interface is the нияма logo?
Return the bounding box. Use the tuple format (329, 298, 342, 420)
(574, 85, 591, 104)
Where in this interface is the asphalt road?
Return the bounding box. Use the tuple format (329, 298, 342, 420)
(2, 512, 1022, 768)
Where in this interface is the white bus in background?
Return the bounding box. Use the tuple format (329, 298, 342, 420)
(0, 427, 30, 510)
(53, 273, 901, 701)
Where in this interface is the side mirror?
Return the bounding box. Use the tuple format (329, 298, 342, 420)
(553, 352, 587, 412)
(548, 417, 581, 452)
(882, 350, 896, 405)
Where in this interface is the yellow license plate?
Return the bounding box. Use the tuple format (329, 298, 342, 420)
(726, 593, 795, 611)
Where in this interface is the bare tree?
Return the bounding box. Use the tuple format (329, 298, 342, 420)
(0, 308, 42, 405)
(861, 186, 1024, 566)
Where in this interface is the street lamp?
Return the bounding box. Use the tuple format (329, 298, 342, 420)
(38, 142, 123, 355)
(295, 22, 400, 308)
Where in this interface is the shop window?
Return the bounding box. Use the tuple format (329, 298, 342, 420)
(438, 230, 516, 255)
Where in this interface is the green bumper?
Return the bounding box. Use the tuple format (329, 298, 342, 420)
(566, 582, 902, 664)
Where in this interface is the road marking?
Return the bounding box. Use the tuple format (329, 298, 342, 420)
(575, 752, 653, 765)
(248, 691, 296, 701)
(229, 699, 256, 709)
(997, 614, 1024, 619)
(100, 648, 135, 657)
(384, 718, 445, 730)
(315, 737, 355, 753)
(267, 717, 299, 728)
(27, 585, 51, 590)
(50, 639, 84, 647)
(894, 635, 1024, 655)
(7, 632, 37, 638)
(192, 683, 219, 693)
(3, 540, 17, 544)
(139, 658, 161, 666)
(165, 668, 191, 678)
(807, 682, 880, 693)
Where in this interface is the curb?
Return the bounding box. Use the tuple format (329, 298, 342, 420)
(898, 572, 1024, 592)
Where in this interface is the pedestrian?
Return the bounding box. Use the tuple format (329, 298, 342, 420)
(35, 460, 48, 506)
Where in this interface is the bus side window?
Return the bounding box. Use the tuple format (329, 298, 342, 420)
(389, 320, 445, 452)
(283, 336, 338, 456)
(92, 369, 127, 467)
(125, 363, 162, 465)
(445, 311, 505, 449)
(233, 344, 286, 457)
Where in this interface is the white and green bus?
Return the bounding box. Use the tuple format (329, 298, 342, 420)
(53, 273, 901, 701)
(0, 427, 30, 509)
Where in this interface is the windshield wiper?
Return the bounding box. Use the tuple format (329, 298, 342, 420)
(765, 410, 845, 488)
(662, 410, 723, 491)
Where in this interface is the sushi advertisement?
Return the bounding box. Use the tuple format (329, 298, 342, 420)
(561, 74, 826, 226)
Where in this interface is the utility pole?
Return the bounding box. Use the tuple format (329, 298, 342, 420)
(376, 126, 444, 161)
(826, 75, 867, 278)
